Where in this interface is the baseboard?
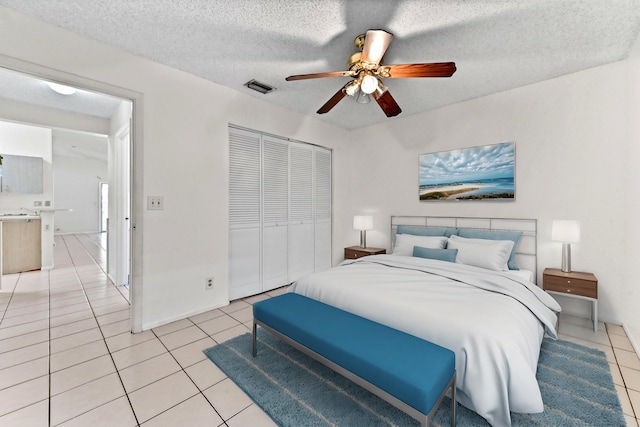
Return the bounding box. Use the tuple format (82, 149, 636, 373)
(53, 230, 102, 235)
(141, 301, 230, 331)
(623, 324, 640, 358)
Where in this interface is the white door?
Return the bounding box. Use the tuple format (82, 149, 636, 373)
(288, 142, 315, 282)
(115, 127, 131, 288)
(99, 182, 108, 233)
(262, 136, 289, 291)
(314, 147, 332, 271)
(228, 127, 332, 299)
(229, 128, 261, 300)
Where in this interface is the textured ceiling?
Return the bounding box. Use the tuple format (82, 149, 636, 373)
(1, 1, 639, 129)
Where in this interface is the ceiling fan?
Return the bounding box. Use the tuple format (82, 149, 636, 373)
(286, 29, 457, 118)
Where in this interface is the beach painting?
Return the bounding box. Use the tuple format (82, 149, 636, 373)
(419, 142, 515, 201)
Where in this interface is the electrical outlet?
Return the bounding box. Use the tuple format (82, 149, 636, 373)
(147, 196, 164, 210)
(34, 201, 42, 206)
(205, 277, 214, 290)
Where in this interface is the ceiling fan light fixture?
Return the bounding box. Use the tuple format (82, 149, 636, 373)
(374, 80, 388, 96)
(344, 80, 360, 97)
(355, 90, 371, 104)
(360, 74, 378, 94)
(285, 28, 455, 117)
(244, 79, 276, 94)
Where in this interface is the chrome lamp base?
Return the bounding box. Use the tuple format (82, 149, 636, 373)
(561, 242, 572, 273)
(359, 230, 367, 248)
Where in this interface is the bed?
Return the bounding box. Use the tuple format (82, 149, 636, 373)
(289, 216, 561, 427)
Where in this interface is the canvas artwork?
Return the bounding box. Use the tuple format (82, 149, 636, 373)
(419, 142, 515, 201)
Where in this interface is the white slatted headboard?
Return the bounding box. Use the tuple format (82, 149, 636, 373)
(391, 216, 538, 283)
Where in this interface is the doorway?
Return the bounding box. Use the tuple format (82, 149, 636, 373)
(0, 63, 140, 330)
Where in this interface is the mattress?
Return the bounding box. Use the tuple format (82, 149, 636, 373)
(289, 254, 560, 427)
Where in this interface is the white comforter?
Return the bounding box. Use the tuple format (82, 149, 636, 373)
(289, 255, 561, 427)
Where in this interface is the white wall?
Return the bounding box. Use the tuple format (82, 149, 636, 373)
(52, 135, 108, 234)
(341, 40, 640, 349)
(622, 35, 640, 350)
(0, 6, 348, 330)
(0, 97, 110, 135)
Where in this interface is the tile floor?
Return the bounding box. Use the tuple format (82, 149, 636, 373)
(0, 233, 639, 426)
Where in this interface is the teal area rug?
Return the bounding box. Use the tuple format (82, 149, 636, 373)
(204, 329, 625, 426)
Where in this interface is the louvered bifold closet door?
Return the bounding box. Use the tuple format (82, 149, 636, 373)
(262, 136, 289, 291)
(229, 127, 261, 300)
(288, 142, 315, 282)
(314, 147, 332, 271)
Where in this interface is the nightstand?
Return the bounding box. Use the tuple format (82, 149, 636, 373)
(344, 246, 386, 260)
(543, 268, 598, 332)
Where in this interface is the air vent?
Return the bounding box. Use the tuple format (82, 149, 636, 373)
(244, 79, 276, 94)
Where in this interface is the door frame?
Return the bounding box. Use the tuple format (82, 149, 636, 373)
(99, 182, 108, 233)
(114, 125, 131, 289)
(0, 54, 145, 332)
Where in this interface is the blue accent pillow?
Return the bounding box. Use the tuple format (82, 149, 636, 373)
(397, 225, 457, 237)
(456, 229, 522, 270)
(413, 246, 458, 263)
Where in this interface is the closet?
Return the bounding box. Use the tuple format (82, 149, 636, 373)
(229, 126, 331, 300)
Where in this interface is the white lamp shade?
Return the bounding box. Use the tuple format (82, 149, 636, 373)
(355, 89, 371, 104)
(360, 74, 379, 94)
(353, 215, 373, 231)
(552, 220, 581, 243)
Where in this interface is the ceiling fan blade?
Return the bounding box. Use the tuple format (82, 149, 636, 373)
(360, 30, 393, 66)
(286, 70, 354, 81)
(317, 84, 348, 114)
(382, 62, 457, 78)
(372, 87, 402, 117)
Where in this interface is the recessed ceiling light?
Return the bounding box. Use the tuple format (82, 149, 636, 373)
(48, 82, 77, 95)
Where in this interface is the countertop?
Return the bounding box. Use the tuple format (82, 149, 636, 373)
(0, 214, 40, 221)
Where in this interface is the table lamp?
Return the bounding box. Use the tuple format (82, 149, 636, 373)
(552, 220, 580, 273)
(353, 215, 373, 248)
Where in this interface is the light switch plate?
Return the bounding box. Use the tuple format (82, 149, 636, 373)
(147, 196, 164, 210)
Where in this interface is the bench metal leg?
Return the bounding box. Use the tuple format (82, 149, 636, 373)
(252, 322, 257, 357)
(451, 371, 456, 427)
(422, 371, 456, 427)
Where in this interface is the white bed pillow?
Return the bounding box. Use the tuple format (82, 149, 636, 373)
(392, 234, 448, 256)
(447, 235, 514, 271)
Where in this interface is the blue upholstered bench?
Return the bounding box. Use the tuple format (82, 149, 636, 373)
(253, 293, 456, 427)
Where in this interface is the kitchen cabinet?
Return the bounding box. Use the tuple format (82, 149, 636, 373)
(2, 218, 41, 273)
(0, 154, 44, 193)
